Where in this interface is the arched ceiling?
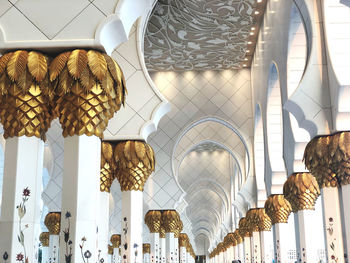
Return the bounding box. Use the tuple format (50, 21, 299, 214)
(143, 1, 257, 253)
(144, 0, 256, 71)
(145, 68, 253, 254)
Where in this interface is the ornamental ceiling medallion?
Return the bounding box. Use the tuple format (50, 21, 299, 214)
(145, 0, 255, 71)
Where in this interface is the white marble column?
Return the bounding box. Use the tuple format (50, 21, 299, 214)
(48, 235, 60, 262)
(150, 232, 160, 263)
(59, 135, 101, 262)
(296, 209, 323, 262)
(166, 232, 175, 263)
(321, 187, 345, 263)
(121, 191, 143, 263)
(174, 236, 179, 263)
(144, 252, 151, 263)
(99, 191, 110, 261)
(341, 184, 350, 261)
(113, 247, 120, 263)
(180, 246, 187, 263)
(243, 237, 251, 263)
(0, 137, 44, 262)
(260, 231, 273, 263)
(160, 236, 166, 263)
(251, 231, 261, 263)
(273, 222, 295, 263)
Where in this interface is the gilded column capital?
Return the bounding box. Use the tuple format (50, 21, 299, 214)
(329, 131, 350, 186)
(39, 232, 49, 247)
(246, 208, 271, 232)
(100, 141, 115, 192)
(160, 226, 166, 238)
(224, 232, 237, 247)
(110, 234, 121, 248)
(114, 140, 155, 191)
(145, 210, 162, 233)
(143, 243, 151, 254)
(179, 233, 188, 247)
(44, 212, 61, 235)
(0, 50, 54, 140)
(264, 194, 292, 224)
(217, 242, 224, 253)
(108, 244, 114, 255)
(174, 219, 183, 238)
(233, 230, 243, 244)
(162, 210, 180, 233)
(238, 217, 252, 237)
(51, 49, 126, 138)
(304, 134, 338, 188)
(283, 172, 320, 212)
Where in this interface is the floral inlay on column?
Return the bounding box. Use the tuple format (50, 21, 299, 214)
(16, 187, 30, 263)
(62, 212, 72, 263)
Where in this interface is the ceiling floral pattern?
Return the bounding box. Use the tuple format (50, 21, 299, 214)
(144, 0, 255, 71)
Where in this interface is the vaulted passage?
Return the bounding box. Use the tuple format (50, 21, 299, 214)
(0, 1, 349, 263)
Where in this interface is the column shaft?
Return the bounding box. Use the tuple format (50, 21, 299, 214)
(121, 190, 143, 263)
(150, 233, 160, 263)
(260, 231, 273, 263)
(99, 191, 110, 261)
(341, 184, 350, 261)
(48, 235, 59, 262)
(174, 237, 179, 263)
(0, 137, 44, 262)
(243, 237, 251, 263)
(179, 246, 186, 263)
(42, 247, 49, 263)
(144, 253, 150, 263)
(113, 247, 120, 263)
(166, 232, 175, 263)
(160, 238, 166, 263)
(321, 187, 345, 263)
(251, 231, 261, 263)
(59, 135, 101, 262)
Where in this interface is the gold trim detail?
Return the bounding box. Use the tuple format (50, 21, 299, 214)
(51, 49, 126, 138)
(0, 51, 53, 140)
(174, 219, 183, 238)
(329, 131, 350, 186)
(39, 232, 49, 247)
(114, 140, 155, 191)
(179, 233, 188, 247)
(143, 243, 151, 254)
(160, 226, 166, 239)
(110, 234, 121, 248)
(238, 217, 252, 237)
(223, 232, 236, 248)
(264, 194, 292, 224)
(233, 230, 243, 244)
(145, 210, 162, 233)
(161, 210, 180, 233)
(44, 212, 61, 235)
(304, 135, 338, 188)
(100, 141, 115, 192)
(108, 244, 114, 255)
(283, 172, 320, 212)
(246, 208, 271, 232)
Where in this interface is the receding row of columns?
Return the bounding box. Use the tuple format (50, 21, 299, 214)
(210, 131, 350, 263)
(144, 210, 195, 263)
(0, 49, 158, 263)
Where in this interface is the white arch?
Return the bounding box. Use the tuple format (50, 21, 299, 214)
(254, 103, 267, 207)
(266, 62, 287, 194)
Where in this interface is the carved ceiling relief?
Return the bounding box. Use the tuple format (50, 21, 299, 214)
(144, 0, 255, 71)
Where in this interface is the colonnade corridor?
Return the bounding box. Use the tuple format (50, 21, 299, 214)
(0, 0, 350, 262)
